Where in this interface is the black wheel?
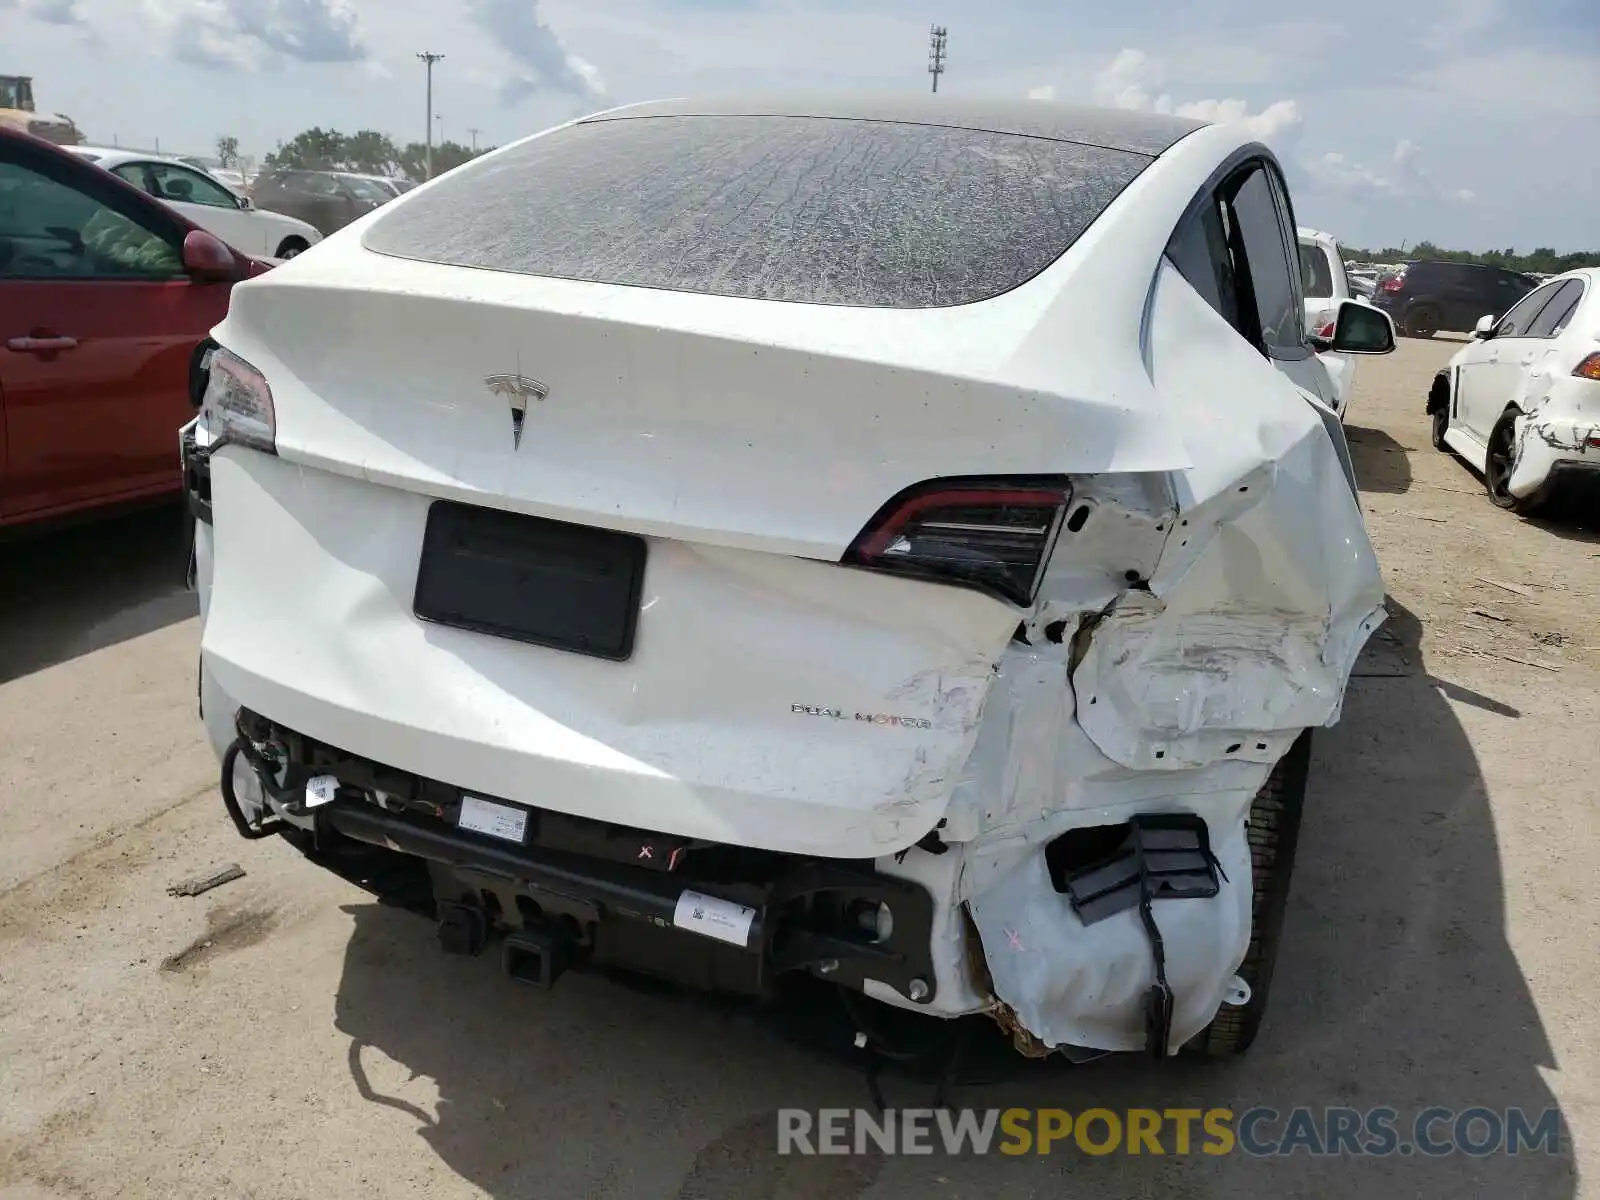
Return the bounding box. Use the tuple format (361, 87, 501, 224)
(1428, 377, 1452, 450)
(1404, 304, 1439, 339)
(1191, 729, 1312, 1057)
(1484, 411, 1544, 515)
(275, 236, 309, 259)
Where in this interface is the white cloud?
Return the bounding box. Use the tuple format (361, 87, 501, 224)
(1301, 138, 1474, 204)
(1090, 48, 1302, 142)
(467, 0, 606, 106)
(1027, 84, 1056, 101)
(3, 0, 87, 25)
(143, 0, 367, 69)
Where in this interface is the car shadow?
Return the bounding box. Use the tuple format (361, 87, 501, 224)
(324, 594, 1572, 1198)
(1344, 425, 1415, 495)
(0, 502, 196, 684)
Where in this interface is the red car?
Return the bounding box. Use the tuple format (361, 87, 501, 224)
(0, 127, 270, 529)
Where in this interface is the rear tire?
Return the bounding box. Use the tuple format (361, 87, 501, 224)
(1484, 411, 1546, 516)
(275, 236, 309, 259)
(1191, 729, 1313, 1058)
(1404, 304, 1439, 339)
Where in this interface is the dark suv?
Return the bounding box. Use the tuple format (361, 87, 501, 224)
(1372, 260, 1537, 338)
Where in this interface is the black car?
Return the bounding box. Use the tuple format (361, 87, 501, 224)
(1371, 260, 1537, 338)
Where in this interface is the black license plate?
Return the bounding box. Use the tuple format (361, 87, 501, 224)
(413, 500, 646, 661)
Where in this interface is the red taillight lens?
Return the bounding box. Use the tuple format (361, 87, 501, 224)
(1317, 321, 1336, 340)
(1573, 352, 1600, 381)
(1381, 275, 1405, 292)
(844, 477, 1072, 606)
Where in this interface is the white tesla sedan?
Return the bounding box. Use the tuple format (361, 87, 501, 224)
(1428, 267, 1600, 514)
(69, 146, 322, 259)
(184, 96, 1395, 1062)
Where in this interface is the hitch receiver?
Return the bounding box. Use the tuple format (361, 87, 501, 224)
(503, 926, 570, 989)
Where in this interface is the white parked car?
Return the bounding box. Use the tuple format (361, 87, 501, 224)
(1298, 227, 1357, 417)
(184, 96, 1395, 1062)
(1428, 267, 1600, 514)
(68, 147, 322, 259)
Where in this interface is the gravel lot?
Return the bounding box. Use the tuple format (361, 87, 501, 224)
(2, 337, 1595, 1199)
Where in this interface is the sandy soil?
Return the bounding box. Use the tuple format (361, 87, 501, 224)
(1, 337, 1595, 1199)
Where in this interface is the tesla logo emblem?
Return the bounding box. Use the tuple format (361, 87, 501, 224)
(483, 373, 548, 450)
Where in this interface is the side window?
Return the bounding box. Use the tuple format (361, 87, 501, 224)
(1299, 242, 1333, 299)
(111, 163, 150, 192)
(1221, 165, 1304, 356)
(1493, 281, 1560, 337)
(1168, 201, 1242, 332)
(1524, 280, 1583, 338)
(147, 164, 238, 209)
(0, 157, 183, 280)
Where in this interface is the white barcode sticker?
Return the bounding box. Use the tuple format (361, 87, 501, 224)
(458, 795, 529, 843)
(304, 774, 340, 808)
(673, 890, 757, 947)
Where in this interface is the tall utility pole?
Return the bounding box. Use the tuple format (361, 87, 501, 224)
(467, 127, 481, 153)
(417, 51, 445, 179)
(928, 26, 948, 93)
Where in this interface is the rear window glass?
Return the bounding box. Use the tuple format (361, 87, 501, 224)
(361, 114, 1153, 308)
(1299, 242, 1333, 298)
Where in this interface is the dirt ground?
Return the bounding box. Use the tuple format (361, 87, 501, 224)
(1, 337, 1596, 1199)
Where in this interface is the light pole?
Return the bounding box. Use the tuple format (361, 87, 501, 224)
(467, 127, 481, 153)
(416, 51, 444, 179)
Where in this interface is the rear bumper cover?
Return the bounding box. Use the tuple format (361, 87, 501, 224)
(1508, 410, 1600, 499)
(223, 703, 1255, 1055)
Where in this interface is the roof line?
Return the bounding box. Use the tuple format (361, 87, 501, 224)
(581, 110, 1160, 158)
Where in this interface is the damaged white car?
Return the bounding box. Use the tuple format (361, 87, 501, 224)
(184, 95, 1395, 1062)
(1428, 267, 1600, 515)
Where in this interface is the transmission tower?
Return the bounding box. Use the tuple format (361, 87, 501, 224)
(928, 26, 948, 93)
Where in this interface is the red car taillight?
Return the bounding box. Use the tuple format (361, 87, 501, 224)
(1317, 321, 1336, 339)
(1381, 275, 1405, 293)
(844, 477, 1072, 606)
(1572, 352, 1600, 382)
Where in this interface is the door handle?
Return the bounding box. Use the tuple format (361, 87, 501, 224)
(6, 334, 79, 353)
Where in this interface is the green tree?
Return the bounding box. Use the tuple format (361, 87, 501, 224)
(215, 135, 240, 169)
(342, 130, 403, 176)
(1342, 242, 1600, 274)
(397, 139, 485, 182)
(263, 127, 350, 171)
(264, 126, 494, 182)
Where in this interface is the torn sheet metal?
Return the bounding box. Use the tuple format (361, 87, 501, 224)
(885, 265, 1387, 1050)
(1075, 265, 1387, 773)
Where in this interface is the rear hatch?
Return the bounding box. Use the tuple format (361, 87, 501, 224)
(200, 110, 1192, 858)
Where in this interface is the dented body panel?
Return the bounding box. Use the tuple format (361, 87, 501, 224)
(192, 101, 1387, 1057)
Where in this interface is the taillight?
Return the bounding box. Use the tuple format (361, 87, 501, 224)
(202, 347, 277, 453)
(1381, 275, 1405, 293)
(844, 477, 1072, 606)
(1573, 352, 1600, 381)
(1317, 321, 1336, 340)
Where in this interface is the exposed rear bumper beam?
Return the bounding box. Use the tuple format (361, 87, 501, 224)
(325, 802, 756, 942)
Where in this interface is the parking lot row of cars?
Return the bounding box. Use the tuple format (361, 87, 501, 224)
(70, 146, 414, 259)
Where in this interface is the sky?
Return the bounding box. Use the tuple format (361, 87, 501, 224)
(4, 0, 1596, 251)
